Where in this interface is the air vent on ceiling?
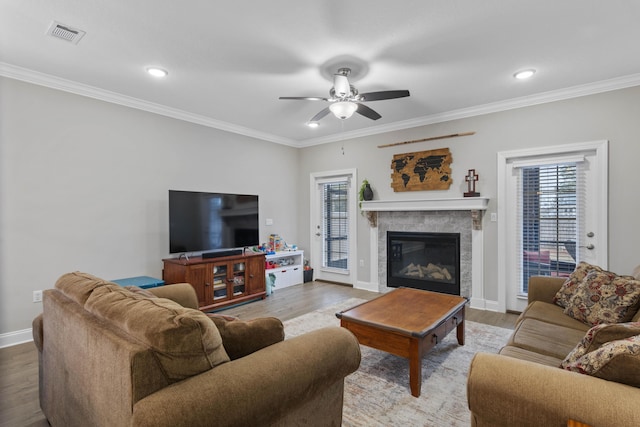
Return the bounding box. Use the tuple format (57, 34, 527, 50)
(47, 21, 86, 44)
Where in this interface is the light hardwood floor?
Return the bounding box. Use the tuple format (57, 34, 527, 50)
(0, 281, 518, 427)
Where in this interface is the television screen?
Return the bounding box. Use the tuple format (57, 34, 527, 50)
(169, 190, 259, 254)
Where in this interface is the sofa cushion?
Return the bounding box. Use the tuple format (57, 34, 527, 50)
(85, 284, 230, 383)
(516, 301, 590, 331)
(561, 322, 640, 366)
(563, 270, 640, 326)
(499, 345, 564, 368)
(124, 285, 158, 298)
(560, 335, 640, 387)
(553, 262, 604, 308)
(207, 315, 285, 360)
(55, 271, 113, 305)
(508, 318, 587, 359)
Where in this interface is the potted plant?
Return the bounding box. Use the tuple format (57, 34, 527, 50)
(359, 179, 374, 206)
(359, 179, 377, 226)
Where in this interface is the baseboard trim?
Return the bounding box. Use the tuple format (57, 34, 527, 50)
(483, 299, 501, 312)
(469, 297, 485, 310)
(354, 281, 379, 293)
(0, 328, 33, 348)
(470, 297, 501, 312)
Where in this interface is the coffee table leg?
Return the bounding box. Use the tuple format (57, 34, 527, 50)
(409, 339, 422, 397)
(456, 319, 465, 345)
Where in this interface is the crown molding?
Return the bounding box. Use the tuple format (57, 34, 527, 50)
(298, 73, 640, 147)
(0, 62, 298, 147)
(3, 62, 639, 148)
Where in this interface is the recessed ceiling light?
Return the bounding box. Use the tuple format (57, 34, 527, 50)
(306, 121, 320, 128)
(146, 67, 168, 78)
(514, 69, 536, 80)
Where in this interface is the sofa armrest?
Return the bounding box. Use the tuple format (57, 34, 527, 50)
(527, 276, 566, 305)
(148, 283, 199, 309)
(468, 352, 640, 427)
(132, 327, 361, 427)
(32, 313, 44, 353)
(207, 315, 285, 360)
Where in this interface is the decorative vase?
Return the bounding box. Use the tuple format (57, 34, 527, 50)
(363, 183, 374, 201)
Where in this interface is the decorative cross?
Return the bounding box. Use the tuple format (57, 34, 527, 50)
(464, 169, 480, 197)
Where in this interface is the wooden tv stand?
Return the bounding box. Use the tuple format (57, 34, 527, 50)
(162, 252, 266, 311)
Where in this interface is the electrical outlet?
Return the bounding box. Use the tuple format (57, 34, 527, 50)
(490, 213, 497, 222)
(359, 259, 365, 267)
(33, 290, 43, 303)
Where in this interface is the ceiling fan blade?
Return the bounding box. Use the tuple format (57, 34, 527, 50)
(333, 74, 351, 98)
(279, 96, 329, 101)
(359, 90, 410, 102)
(310, 107, 331, 122)
(356, 103, 382, 120)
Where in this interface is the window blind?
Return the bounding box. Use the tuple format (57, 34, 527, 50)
(321, 181, 349, 271)
(516, 162, 583, 293)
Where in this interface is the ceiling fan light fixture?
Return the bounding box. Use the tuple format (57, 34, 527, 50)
(329, 101, 358, 119)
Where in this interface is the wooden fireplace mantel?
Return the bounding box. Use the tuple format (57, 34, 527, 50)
(360, 197, 489, 212)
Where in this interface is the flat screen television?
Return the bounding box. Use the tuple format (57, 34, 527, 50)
(169, 190, 259, 254)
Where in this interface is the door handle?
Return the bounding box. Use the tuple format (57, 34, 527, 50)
(315, 232, 321, 236)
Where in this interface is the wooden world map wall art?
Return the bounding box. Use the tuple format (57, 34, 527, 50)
(390, 147, 453, 192)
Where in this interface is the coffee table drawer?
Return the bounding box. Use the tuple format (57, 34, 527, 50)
(444, 313, 463, 336)
(426, 322, 448, 347)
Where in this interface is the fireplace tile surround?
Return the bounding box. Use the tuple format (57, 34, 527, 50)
(361, 198, 489, 305)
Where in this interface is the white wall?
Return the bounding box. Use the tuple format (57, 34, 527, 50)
(297, 86, 640, 302)
(0, 77, 300, 337)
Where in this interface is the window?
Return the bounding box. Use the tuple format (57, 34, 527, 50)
(321, 181, 349, 270)
(517, 162, 581, 293)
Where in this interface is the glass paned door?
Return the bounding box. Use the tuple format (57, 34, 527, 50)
(310, 169, 357, 285)
(500, 140, 608, 313)
(322, 181, 349, 271)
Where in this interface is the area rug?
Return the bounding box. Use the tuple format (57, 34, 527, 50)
(283, 298, 513, 427)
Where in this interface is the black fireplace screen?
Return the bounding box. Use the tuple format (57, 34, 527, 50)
(387, 231, 461, 295)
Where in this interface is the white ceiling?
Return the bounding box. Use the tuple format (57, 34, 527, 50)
(2, 1, 640, 147)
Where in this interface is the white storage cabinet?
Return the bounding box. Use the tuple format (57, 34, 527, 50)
(265, 250, 304, 290)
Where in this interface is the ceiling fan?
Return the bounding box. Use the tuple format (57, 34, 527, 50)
(279, 67, 410, 124)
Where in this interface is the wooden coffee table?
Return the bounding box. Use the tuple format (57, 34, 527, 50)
(336, 287, 467, 397)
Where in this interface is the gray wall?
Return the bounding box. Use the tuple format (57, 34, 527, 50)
(297, 86, 640, 301)
(0, 77, 300, 335)
(2, 75, 640, 339)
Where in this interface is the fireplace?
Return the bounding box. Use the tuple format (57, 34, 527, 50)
(387, 231, 461, 296)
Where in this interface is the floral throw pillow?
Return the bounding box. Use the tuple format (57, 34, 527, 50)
(553, 262, 603, 308)
(562, 270, 640, 326)
(560, 334, 640, 387)
(561, 322, 640, 366)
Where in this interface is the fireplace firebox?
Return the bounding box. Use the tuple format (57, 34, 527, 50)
(387, 231, 461, 296)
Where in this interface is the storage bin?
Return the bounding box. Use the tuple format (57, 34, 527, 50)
(303, 269, 313, 283)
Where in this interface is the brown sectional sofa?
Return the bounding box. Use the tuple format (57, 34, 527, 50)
(467, 276, 640, 427)
(32, 272, 361, 427)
